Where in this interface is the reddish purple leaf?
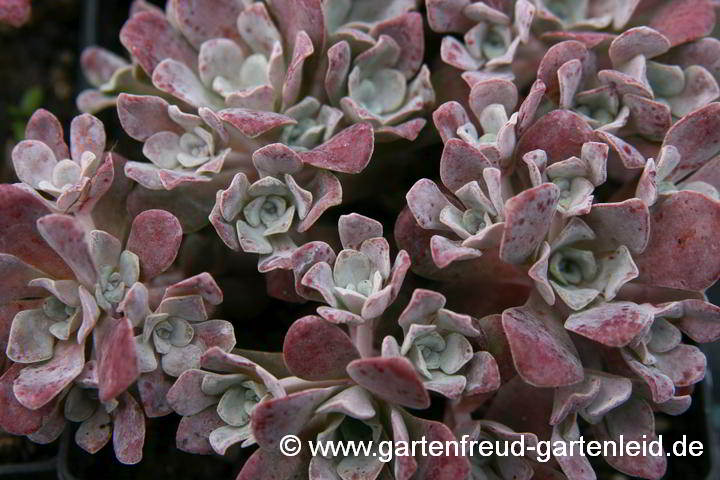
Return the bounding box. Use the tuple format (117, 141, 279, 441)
(565, 302, 654, 347)
(176, 407, 225, 455)
(120, 11, 197, 76)
(172, 0, 245, 47)
(650, 0, 715, 47)
(502, 303, 583, 387)
(299, 123, 374, 174)
(24, 108, 70, 160)
(0, 364, 56, 435)
(516, 110, 593, 163)
(583, 199, 650, 254)
(500, 184, 559, 264)
(347, 357, 430, 409)
(98, 318, 139, 403)
(127, 209, 182, 280)
(662, 102, 720, 179)
(0, 0, 31, 27)
(112, 392, 146, 464)
(0, 185, 70, 278)
(36, 214, 96, 286)
(13, 341, 85, 410)
(251, 387, 338, 449)
(117, 94, 182, 141)
(283, 315, 359, 380)
(634, 191, 720, 291)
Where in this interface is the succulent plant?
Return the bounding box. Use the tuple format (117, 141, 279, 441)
(0, 0, 30, 27)
(292, 213, 410, 326)
(2, 1, 720, 479)
(11, 110, 111, 213)
(323, 11, 435, 141)
(431, 0, 536, 80)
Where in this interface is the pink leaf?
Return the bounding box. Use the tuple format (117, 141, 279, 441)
(127, 209, 182, 280)
(594, 398, 667, 479)
(251, 387, 338, 449)
(634, 191, 720, 291)
(37, 214, 96, 286)
(266, 0, 325, 53)
(120, 11, 197, 76)
(237, 447, 308, 480)
(0, 0, 31, 27)
(583, 199, 650, 254)
(347, 357, 430, 409)
(502, 303, 583, 387)
(500, 184, 559, 264)
(98, 318, 139, 403)
(0, 364, 56, 435)
(338, 213, 383, 250)
(371, 12, 424, 78)
(163, 272, 223, 306)
(176, 407, 225, 454)
(299, 123, 374, 174)
(13, 341, 85, 409)
(516, 110, 593, 163)
(565, 302, 654, 347)
(117, 94, 182, 141)
(24, 108, 69, 160)
(662, 102, 720, 180)
(650, 0, 716, 48)
(167, 369, 217, 416)
(173, 0, 244, 48)
(112, 392, 146, 464)
(0, 186, 70, 278)
(70, 114, 106, 163)
(537, 41, 589, 103)
(218, 109, 296, 139)
(283, 315, 359, 380)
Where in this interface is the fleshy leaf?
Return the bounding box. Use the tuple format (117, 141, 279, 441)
(283, 315, 359, 380)
(347, 356, 430, 409)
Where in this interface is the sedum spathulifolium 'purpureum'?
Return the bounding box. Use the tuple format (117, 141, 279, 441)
(1, 0, 720, 479)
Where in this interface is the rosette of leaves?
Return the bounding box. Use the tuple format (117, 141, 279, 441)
(529, 212, 642, 311)
(532, 41, 632, 136)
(522, 141, 608, 217)
(120, 272, 233, 377)
(432, 77, 546, 174)
(241, 314, 471, 479)
(166, 346, 285, 455)
(11, 110, 113, 213)
(565, 299, 716, 408)
(429, 0, 535, 79)
(324, 0, 418, 51)
(0, 195, 183, 463)
(382, 288, 501, 399)
(210, 140, 373, 272)
(120, 2, 311, 112)
(597, 27, 719, 138)
(119, 0, 372, 155)
(291, 213, 410, 326)
(407, 169, 560, 268)
(532, 0, 640, 31)
(118, 94, 234, 190)
(551, 297, 720, 479)
(279, 96, 345, 151)
(326, 13, 435, 141)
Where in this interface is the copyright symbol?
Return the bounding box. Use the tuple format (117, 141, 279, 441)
(280, 435, 302, 456)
